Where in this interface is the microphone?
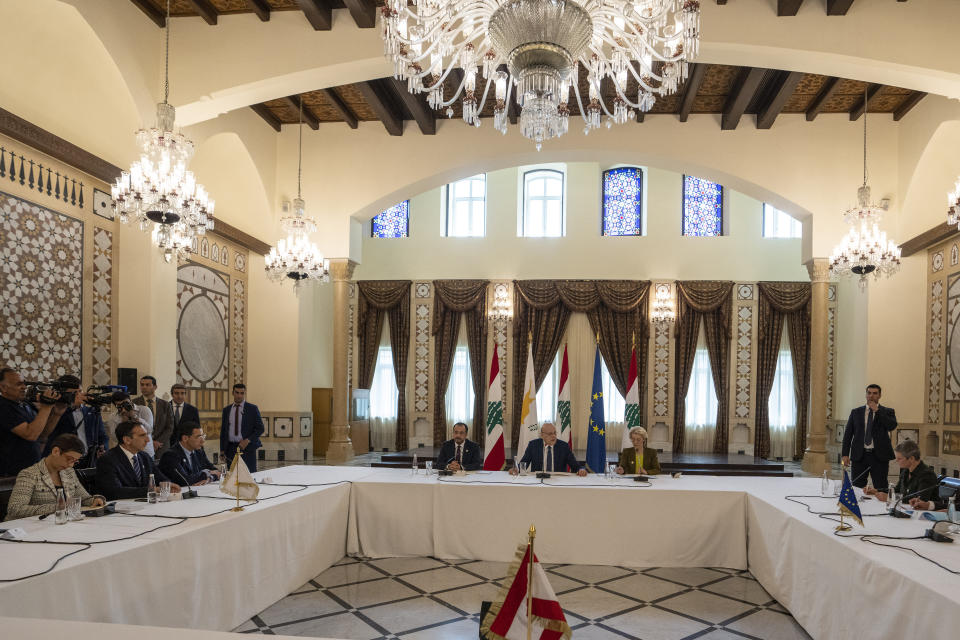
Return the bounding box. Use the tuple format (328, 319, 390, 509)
(889, 474, 946, 518)
(924, 520, 955, 543)
(172, 468, 198, 499)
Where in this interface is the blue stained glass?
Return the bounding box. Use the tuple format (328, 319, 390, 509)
(602, 167, 642, 236)
(372, 200, 409, 238)
(682, 175, 723, 237)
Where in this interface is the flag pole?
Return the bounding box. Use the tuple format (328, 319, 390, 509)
(526, 524, 536, 640)
(231, 449, 244, 512)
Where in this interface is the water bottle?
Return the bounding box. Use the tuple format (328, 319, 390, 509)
(949, 496, 957, 524)
(219, 462, 227, 490)
(54, 488, 68, 525)
(412, 453, 418, 475)
(821, 471, 828, 497)
(147, 473, 157, 503)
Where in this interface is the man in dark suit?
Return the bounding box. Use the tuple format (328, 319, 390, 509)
(95, 421, 179, 500)
(436, 422, 483, 471)
(219, 383, 264, 472)
(510, 422, 588, 477)
(160, 422, 220, 486)
(842, 383, 897, 490)
(43, 375, 108, 468)
(169, 384, 200, 445)
(134, 375, 173, 457)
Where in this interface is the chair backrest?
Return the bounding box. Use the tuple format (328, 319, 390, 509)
(0, 475, 16, 522)
(74, 467, 97, 494)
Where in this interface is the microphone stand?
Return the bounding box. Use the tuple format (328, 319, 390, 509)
(889, 474, 946, 518)
(173, 468, 198, 499)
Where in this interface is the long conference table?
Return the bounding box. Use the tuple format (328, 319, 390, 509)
(1, 465, 958, 639)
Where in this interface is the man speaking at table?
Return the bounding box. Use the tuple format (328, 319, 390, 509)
(842, 383, 897, 490)
(436, 422, 482, 471)
(510, 422, 587, 477)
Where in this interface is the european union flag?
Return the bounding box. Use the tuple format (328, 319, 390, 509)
(837, 468, 864, 526)
(585, 345, 606, 474)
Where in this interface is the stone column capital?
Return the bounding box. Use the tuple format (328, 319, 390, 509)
(328, 258, 357, 282)
(805, 258, 831, 284)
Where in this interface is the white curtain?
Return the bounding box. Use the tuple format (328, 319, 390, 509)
(768, 318, 797, 459)
(684, 324, 717, 453)
(369, 319, 398, 451)
(444, 317, 476, 439)
(536, 351, 560, 424)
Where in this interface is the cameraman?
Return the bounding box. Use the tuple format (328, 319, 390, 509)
(43, 375, 108, 468)
(0, 366, 60, 477)
(104, 392, 155, 457)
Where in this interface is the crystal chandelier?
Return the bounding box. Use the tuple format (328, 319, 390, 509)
(381, 0, 701, 149)
(947, 177, 960, 230)
(111, 0, 214, 263)
(829, 87, 901, 290)
(650, 284, 675, 323)
(265, 100, 330, 291)
(488, 284, 514, 321)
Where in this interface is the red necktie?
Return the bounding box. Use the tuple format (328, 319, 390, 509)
(233, 404, 241, 439)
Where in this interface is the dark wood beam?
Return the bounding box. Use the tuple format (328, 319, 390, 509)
(357, 80, 404, 136)
(0, 107, 122, 184)
(280, 96, 320, 130)
(387, 78, 436, 135)
(211, 218, 272, 256)
(901, 222, 957, 258)
(757, 71, 803, 129)
(636, 111, 644, 123)
(296, 0, 332, 30)
(893, 91, 927, 121)
(678, 63, 706, 122)
(778, 0, 804, 15)
(250, 104, 282, 132)
(849, 83, 882, 120)
(186, 0, 218, 24)
(245, 0, 271, 21)
(343, 0, 376, 28)
(805, 77, 840, 121)
(320, 88, 358, 129)
(827, 0, 855, 15)
(721, 67, 766, 131)
(716, 0, 728, 4)
(128, 0, 165, 27)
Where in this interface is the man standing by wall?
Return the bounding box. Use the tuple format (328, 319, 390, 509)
(134, 375, 173, 457)
(169, 384, 200, 442)
(219, 383, 264, 472)
(842, 384, 897, 490)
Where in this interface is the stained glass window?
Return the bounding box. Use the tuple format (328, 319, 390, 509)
(522, 169, 564, 237)
(762, 203, 802, 238)
(602, 167, 643, 236)
(682, 175, 723, 237)
(371, 200, 409, 238)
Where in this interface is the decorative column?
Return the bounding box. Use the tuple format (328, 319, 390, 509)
(326, 258, 357, 463)
(803, 258, 830, 474)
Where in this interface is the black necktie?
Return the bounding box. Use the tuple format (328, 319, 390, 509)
(456, 444, 462, 464)
(546, 445, 553, 472)
(174, 405, 181, 426)
(191, 451, 199, 474)
(865, 410, 874, 447)
(132, 454, 143, 484)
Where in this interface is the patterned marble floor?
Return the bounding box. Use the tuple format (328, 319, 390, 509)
(234, 556, 811, 640)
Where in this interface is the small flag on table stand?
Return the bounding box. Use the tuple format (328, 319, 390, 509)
(836, 467, 863, 531)
(484, 344, 506, 471)
(556, 344, 572, 449)
(480, 525, 572, 640)
(223, 451, 259, 511)
(621, 341, 640, 451)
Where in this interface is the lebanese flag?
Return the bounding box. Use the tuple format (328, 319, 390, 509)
(484, 344, 506, 471)
(556, 344, 572, 448)
(621, 346, 640, 451)
(481, 540, 572, 640)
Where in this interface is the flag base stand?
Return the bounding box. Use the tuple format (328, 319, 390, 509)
(835, 512, 851, 532)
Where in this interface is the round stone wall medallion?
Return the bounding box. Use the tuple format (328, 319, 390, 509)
(179, 294, 227, 383)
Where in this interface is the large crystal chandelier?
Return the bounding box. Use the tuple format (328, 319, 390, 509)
(650, 284, 675, 323)
(265, 100, 330, 291)
(381, 0, 701, 149)
(829, 87, 901, 290)
(111, 0, 214, 263)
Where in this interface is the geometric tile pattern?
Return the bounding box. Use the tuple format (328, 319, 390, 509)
(414, 291, 431, 414)
(735, 306, 753, 419)
(737, 284, 753, 300)
(933, 250, 944, 273)
(826, 307, 836, 420)
(235, 557, 810, 639)
(952, 243, 959, 267)
(415, 282, 431, 298)
(653, 319, 671, 417)
(0, 191, 83, 379)
(945, 273, 960, 409)
(492, 283, 509, 405)
(233, 277, 246, 385)
(929, 279, 944, 424)
(176, 264, 230, 390)
(91, 227, 113, 386)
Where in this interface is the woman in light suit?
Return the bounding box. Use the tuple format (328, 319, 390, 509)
(615, 426, 661, 475)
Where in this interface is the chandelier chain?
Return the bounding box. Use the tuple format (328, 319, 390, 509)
(862, 85, 868, 187)
(164, 0, 171, 105)
(297, 97, 303, 199)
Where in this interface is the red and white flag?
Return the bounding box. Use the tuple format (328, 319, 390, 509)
(622, 345, 641, 450)
(484, 344, 506, 471)
(556, 344, 572, 447)
(481, 538, 572, 640)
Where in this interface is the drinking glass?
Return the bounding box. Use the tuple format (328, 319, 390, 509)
(887, 488, 898, 509)
(67, 496, 82, 521)
(424, 460, 433, 475)
(147, 491, 158, 504)
(159, 481, 172, 502)
(607, 463, 617, 480)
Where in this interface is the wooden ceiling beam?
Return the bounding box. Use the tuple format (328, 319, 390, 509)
(128, 0, 166, 27)
(678, 63, 705, 122)
(343, 0, 377, 28)
(250, 104, 282, 132)
(721, 67, 765, 131)
(778, 0, 804, 15)
(805, 77, 840, 121)
(757, 71, 803, 129)
(245, 0, 271, 21)
(849, 83, 882, 120)
(319, 88, 358, 129)
(893, 91, 927, 121)
(901, 222, 957, 258)
(357, 80, 404, 136)
(387, 78, 436, 135)
(296, 0, 332, 31)
(827, 0, 855, 15)
(186, 0, 218, 25)
(281, 96, 320, 129)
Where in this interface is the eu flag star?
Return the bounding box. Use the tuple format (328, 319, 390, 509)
(599, 429, 604, 436)
(592, 393, 599, 400)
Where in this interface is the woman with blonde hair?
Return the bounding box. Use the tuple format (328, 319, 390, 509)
(616, 426, 661, 475)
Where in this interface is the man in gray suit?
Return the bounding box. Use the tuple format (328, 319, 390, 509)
(134, 375, 173, 458)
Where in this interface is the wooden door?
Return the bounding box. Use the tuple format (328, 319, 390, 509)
(312, 388, 333, 457)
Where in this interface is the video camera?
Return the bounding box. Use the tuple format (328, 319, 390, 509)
(24, 382, 127, 411)
(84, 385, 128, 412)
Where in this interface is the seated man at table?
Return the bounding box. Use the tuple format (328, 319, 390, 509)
(435, 422, 483, 471)
(866, 440, 938, 505)
(159, 422, 220, 486)
(5, 434, 106, 520)
(95, 421, 179, 500)
(510, 422, 588, 477)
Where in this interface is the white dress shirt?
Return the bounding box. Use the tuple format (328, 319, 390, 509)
(228, 402, 246, 443)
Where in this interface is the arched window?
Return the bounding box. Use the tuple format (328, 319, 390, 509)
(371, 200, 409, 238)
(522, 169, 564, 237)
(602, 167, 643, 236)
(762, 203, 802, 238)
(682, 175, 723, 237)
(445, 174, 486, 237)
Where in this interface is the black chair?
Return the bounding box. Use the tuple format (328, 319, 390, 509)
(74, 467, 97, 494)
(0, 475, 16, 521)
